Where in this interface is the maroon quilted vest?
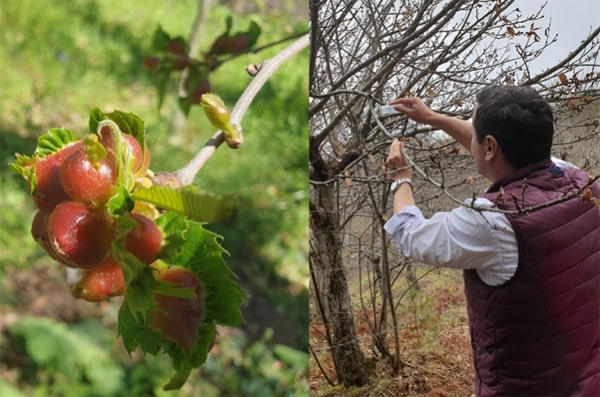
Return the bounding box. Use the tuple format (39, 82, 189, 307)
(464, 159, 600, 396)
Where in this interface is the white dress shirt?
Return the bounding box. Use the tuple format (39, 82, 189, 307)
(384, 157, 577, 286)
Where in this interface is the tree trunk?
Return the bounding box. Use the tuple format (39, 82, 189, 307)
(310, 182, 371, 387)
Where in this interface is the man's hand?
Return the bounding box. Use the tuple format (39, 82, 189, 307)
(389, 97, 437, 125)
(390, 97, 474, 151)
(386, 140, 412, 179)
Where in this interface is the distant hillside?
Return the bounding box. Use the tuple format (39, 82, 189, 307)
(552, 98, 600, 175)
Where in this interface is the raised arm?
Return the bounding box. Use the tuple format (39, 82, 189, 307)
(389, 97, 473, 151)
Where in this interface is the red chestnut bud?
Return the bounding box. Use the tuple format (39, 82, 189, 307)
(71, 257, 126, 302)
(143, 57, 161, 70)
(47, 201, 114, 269)
(167, 40, 186, 55)
(124, 213, 163, 264)
(191, 80, 212, 104)
(149, 266, 204, 354)
(173, 55, 191, 71)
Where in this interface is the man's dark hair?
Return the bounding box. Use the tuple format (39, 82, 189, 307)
(473, 85, 554, 169)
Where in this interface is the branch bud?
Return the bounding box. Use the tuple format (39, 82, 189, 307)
(200, 93, 244, 149)
(224, 124, 244, 149)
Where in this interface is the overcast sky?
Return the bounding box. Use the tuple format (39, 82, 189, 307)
(509, 0, 599, 73)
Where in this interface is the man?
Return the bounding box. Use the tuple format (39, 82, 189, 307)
(384, 85, 599, 396)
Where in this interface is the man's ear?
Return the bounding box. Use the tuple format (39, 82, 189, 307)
(484, 135, 500, 161)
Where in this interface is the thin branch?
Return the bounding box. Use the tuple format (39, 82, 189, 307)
(174, 34, 309, 186)
(309, 344, 336, 387)
(523, 25, 600, 86)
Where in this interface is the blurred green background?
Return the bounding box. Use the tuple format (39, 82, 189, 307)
(0, 0, 308, 395)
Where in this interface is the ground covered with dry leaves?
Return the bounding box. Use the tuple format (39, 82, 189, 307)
(310, 269, 475, 396)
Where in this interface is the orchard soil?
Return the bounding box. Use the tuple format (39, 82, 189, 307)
(309, 271, 475, 396)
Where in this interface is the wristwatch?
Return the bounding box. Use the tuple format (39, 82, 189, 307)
(390, 178, 412, 194)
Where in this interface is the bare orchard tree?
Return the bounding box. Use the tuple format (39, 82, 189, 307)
(309, 0, 600, 388)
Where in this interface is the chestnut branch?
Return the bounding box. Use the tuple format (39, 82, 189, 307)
(174, 33, 309, 186)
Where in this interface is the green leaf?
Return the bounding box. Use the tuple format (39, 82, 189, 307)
(151, 24, 171, 53)
(131, 185, 233, 223)
(89, 108, 146, 154)
(190, 320, 217, 367)
(155, 67, 173, 112)
(8, 156, 36, 192)
(246, 20, 262, 48)
(106, 185, 134, 216)
(102, 110, 145, 143)
(274, 344, 309, 371)
(112, 215, 194, 321)
(177, 96, 193, 118)
(151, 210, 184, 258)
(163, 368, 192, 391)
(148, 24, 184, 113)
(118, 301, 162, 355)
(89, 107, 103, 134)
(35, 128, 79, 158)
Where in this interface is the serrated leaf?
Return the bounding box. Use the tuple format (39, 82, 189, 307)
(131, 185, 233, 223)
(8, 157, 36, 190)
(35, 128, 79, 158)
(169, 218, 246, 326)
(116, 303, 140, 353)
(102, 110, 145, 143)
(117, 302, 162, 355)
